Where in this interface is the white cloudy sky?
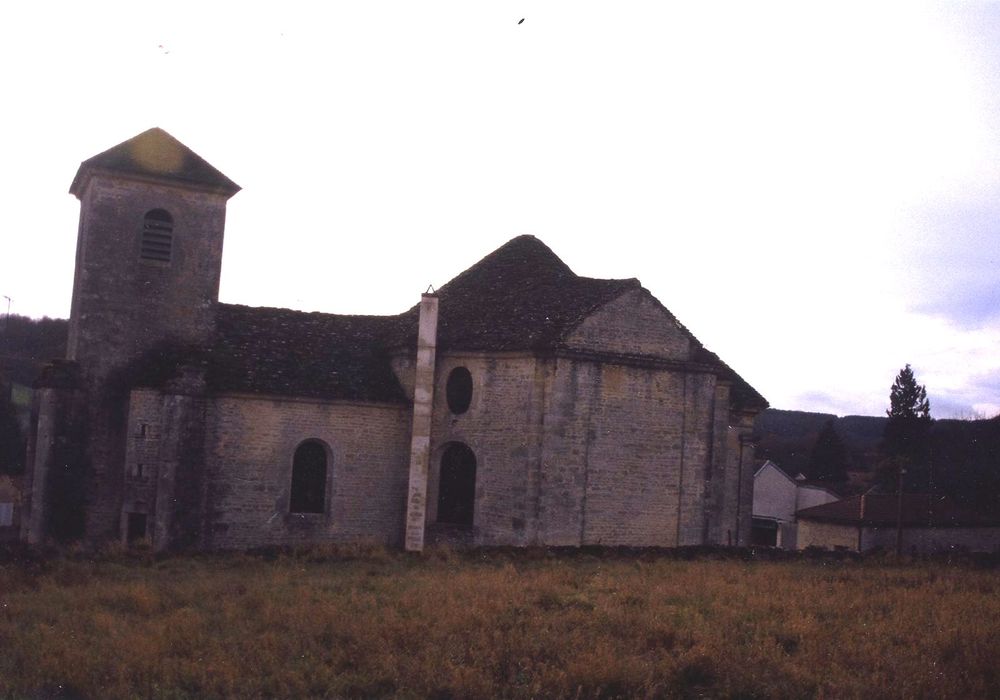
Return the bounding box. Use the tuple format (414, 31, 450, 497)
(2, 1, 999, 419)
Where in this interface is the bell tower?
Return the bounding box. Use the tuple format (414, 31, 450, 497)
(58, 128, 241, 541)
(67, 128, 241, 382)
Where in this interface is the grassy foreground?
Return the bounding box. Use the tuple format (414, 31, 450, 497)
(0, 546, 998, 699)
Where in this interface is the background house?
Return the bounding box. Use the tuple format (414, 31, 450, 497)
(751, 460, 840, 548)
(795, 493, 1000, 553)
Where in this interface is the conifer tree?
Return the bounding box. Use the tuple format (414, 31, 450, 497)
(880, 364, 932, 491)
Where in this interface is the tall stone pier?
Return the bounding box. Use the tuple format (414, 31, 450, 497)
(404, 293, 439, 551)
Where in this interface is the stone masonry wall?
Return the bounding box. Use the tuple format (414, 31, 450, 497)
(675, 371, 717, 545)
(122, 389, 163, 539)
(426, 351, 725, 548)
(22, 381, 87, 543)
(570, 363, 686, 546)
(423, 282, 750, 548)
(429, 353, 543, 546)
(124, 383, 209, 550)
(800, 521, 1000, 554)
(737, 426, 757, 546)
(540, 360, 719, 547)
(564, 288, 691, 360)
(69, 174, 231, 542)
(861, 525, 1000, 554)
(69, 175, 228, 377)
(202, 394, 410, 549)
(796, 520, 860, 551)
(702, 382, 730, 544)
(532, 357, 587, 546)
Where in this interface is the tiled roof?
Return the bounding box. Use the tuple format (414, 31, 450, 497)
(796, 494, 1000, 527)
(795, 479, 851, 498)
(754, 460, 848, 498)
(692, 347, 768, 412)
(207, 305, 408, 403)
(127, 235, 766, 409)
(390, 235, 640, 352)
(123, 308, 408, 404)
(70, 128, 241, 197)
(391, 236, 767, 409)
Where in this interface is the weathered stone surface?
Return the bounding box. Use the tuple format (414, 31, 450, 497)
(22, 129, 766, 551)
(405, 295, 438, 551)
(200, 394, 410, 549)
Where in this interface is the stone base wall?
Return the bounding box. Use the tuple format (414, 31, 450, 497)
(540, 359, 708, 547)
(428, 354, 542, 546)
(861, 525, 1000, 554)
(798, 520, 1000, 554)
(200, 394, 410, 549)
(796, 520, 860, 551)
(428, 351, 749, 549)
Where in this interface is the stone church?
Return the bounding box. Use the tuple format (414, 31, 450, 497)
(21, 128, 767, 551)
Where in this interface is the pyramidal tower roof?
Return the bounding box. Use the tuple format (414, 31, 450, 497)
(70, 127, 241, 198)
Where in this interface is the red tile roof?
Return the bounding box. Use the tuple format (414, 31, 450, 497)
(796, 493, 1000, 528)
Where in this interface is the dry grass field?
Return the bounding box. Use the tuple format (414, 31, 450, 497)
(0, 545, 998, 699)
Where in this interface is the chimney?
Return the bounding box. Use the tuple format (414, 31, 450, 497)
(404, 293, 439, 552)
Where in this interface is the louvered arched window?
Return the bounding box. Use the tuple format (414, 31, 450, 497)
(141, 209, 173, 262)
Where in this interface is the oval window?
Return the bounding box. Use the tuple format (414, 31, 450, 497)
(445, 367, 473, 414)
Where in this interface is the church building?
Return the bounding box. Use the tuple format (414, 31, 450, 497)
(21, 128, 767, 551)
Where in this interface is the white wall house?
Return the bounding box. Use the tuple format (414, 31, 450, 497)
(751, 460, 840, 548)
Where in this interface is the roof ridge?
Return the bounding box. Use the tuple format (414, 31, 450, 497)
(71, 127, 240, 197)
(217, 302, 402, 321)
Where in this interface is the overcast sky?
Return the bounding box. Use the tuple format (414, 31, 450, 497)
(2, 2, 999, 419)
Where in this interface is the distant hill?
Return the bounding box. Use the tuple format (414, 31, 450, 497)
(755, 408, 1000, 512)
(754, 409, 885, 477)
(929, 417, 1000, 512)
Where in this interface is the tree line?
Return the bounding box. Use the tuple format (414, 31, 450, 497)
(757, 365, 1000, 513)
(0, 315, 69, 474)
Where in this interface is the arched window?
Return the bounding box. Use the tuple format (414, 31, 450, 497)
(445, 366, 473, 414)
(437, 442, 476, 527)
(141, 209, 173, 262)
(290, 441, 328, 513)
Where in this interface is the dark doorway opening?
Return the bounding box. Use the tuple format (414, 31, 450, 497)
(437, 443, 477, 527)
(126, 512, 148, 543)
(750, 518, 778, 547)
(290, 441, 328, 513)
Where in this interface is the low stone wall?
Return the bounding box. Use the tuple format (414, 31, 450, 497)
(796, 520, 859, 551)
(862, 525, 1000, 554)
